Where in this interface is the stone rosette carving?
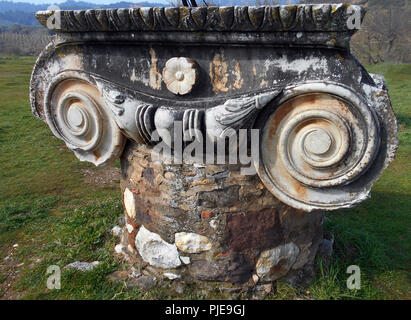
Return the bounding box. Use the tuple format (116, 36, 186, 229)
(30, 5, 398, 212)
(162, 57, 197, 95)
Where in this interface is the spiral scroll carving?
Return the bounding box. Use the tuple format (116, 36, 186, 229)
(45, 78, 125, 166)
(257, 87, 381, 211)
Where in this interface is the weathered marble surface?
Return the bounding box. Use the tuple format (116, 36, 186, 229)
(30, 4, 398, 290)
(30, 6, 398, 211)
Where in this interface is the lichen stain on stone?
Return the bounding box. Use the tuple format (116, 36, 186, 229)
(331, 4, 340, 13)
(56, 48, 67, 59)
(56, 47, 83, 70)
(209, 53, 229, 93)
(233, 61, 243, 89)
(149, 47, 162, 90)
(65, 54, 83, 70)
(265, 55, 329, 75)
(327, 38, 337, 47)
(336, 53, 344, 61)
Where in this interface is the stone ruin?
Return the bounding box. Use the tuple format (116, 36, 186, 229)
(30, 4, 398, 296)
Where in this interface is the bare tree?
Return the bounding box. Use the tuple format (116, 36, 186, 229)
(0, 27, 51, 56)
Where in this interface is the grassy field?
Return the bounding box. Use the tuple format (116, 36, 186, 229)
(0, 56, 409, 300)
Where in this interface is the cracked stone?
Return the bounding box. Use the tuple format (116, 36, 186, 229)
(65, 261, 99, 272)
(127, 275, 157, 291)
(107, 270, 129, 282)
(115, 244, 125, 254)
(256, 242, 299, 281)
(175, 232, 212, 253)
(135, 225, 181, 269)
(252, 274, 259, 284)
(198, 186, 240, 208)
(111, 225, 122, 237)
(126, 224, 134, 233)
(180, 256, 190, 264)
(124, 187, 136, 218)
(163, 272, 181, 280)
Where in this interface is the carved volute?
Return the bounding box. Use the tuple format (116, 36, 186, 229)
(30, 5, 398, 212)
(43, 75, 125, 166)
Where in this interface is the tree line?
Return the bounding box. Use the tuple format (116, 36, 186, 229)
(0, 25, 50, 56)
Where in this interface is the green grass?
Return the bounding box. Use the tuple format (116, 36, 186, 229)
(0, 56, 410, 300)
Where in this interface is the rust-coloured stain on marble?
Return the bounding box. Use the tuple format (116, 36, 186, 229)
(233, 61, 243, 89)
(290, 176, 307, 199)
(209, 53, 229, 93)
(149, 47, 162, 90)
(93, 150, 101, 162)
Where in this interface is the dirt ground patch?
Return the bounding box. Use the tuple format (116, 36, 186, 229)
(81, 167, 121, 187)
(0, 244, 24, 300)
